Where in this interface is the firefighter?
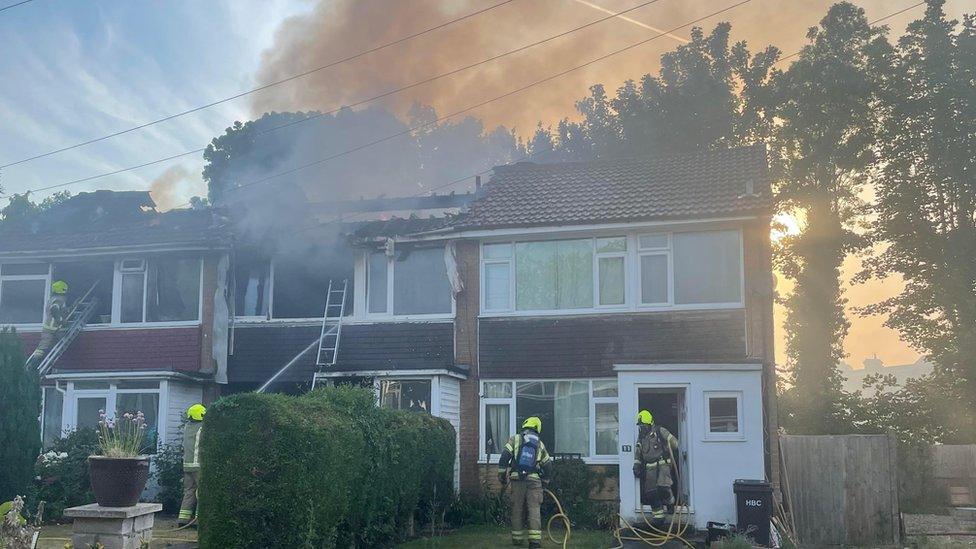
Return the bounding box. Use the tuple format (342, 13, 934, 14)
(497, 417, 552, 548)
(26, 280, 69, 368)
(633, 409, 679, 521)
(179, 403, 206, 526)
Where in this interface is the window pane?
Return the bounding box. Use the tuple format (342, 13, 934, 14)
(2, 263, 48, 276)
(116, 393, 160, 452)
(484, 243, 512, 259)
(709, 397, 739, 433)
(43, 387, 63, 448)
(120, 272, 145, 323)
(485, 404, 510, 455)
(73, 382, 110, 390)
(595, 403, 619, 455)
(598, 256, 625, 305)
(234, 255, 270, 317)
(379, 380, 431, 413)
(0, 279, 46, 324)
(639, 234, 668, 250)
(516, 241, 557, 310)
(556, 240, 593, 309)
(592, 380, 618, 398)
(76, 397, 106, 431)
(516, 381, 589, 456)
(147, 258, 201, 322)
(272, 251, 353, 319)
(393, 248, 452, 315)
(117, 381, 159, 390)
(368, 253, 388, 313)
(484, 263, 511, 310)
(673, 230, 741, 304)
(640, 254, 668, 304)
(52, 261, 114, 321)
(484, 382, 512, 398)
(596, 237, 627, 253)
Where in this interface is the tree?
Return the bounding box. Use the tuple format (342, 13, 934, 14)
(771, 3, 887, 434)
(0, 329, 41, 501)
(861, 0, 976, 438)
(0, 191, 71, 229)
(533, 23, 779, 161)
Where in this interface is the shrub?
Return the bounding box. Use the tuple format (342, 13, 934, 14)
(443, 483, 508, 527)
(543, 458, 616, 530)
(0, 329, 41, 503)
(197, 386, 455, 548)
(33, 429, 99, 520)
(152, 443, 184, 514)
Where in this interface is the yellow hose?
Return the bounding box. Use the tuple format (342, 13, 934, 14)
(544, 488, 572, 549)
(611, 444, 695, 548)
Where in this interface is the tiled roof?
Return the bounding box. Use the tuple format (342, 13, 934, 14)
(351, 216, 454, 239)
(456, 145, 772, 230)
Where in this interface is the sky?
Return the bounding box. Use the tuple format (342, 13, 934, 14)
(1, 0, 967, 370)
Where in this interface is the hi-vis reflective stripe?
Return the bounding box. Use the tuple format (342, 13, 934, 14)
(527, 530, 542, 540)
(511, 530, 525, 540)
(645, 458, 671, 469)
(179, 510, 193, 519)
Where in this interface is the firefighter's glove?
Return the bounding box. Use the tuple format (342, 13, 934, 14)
(498, 471, 508, 485)
(633, 463, 642, 478)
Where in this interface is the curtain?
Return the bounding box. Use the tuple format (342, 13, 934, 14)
(554, 381, 589, 456)
(485, 404, 510, 455)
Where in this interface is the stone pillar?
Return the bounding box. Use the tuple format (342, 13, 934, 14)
(64, 503, 162, 549)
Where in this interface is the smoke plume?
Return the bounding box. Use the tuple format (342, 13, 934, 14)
(149, 164, 203, 211)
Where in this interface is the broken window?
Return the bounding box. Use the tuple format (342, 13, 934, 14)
(367, 252, 388, 314)
(379, 379, 431, 413)
(120, 256, 201, 323)
(0, 263, 49, 325)
(52, 261, 114, 323)
(234, 253, 270, 318)
(393, 247, 451, 315)
(272, 247, 353, 319)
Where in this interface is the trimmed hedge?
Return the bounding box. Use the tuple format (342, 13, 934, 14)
(197, 386, 455, 548)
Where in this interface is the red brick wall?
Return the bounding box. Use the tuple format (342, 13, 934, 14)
(17, 327, 203, 373)
(454, 239, 482, 493)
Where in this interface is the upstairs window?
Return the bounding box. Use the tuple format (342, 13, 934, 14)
(234, 254, 270, 318)
(368, 246, 452, 316)
(673, 230, 741, 304)
(515, 239, 593, 310)
(119, 257, 201, 323)
(0, 263, 49, 325)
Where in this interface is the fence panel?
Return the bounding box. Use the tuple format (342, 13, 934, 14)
(930, 445, 976, 505)
(781, 434, 900, 546)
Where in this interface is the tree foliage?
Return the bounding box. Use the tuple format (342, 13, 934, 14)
(771, 3, 887, 434)
(0, 191, 71, 230)
(860, 0, 976, 437)
(0, 329, 41, 502)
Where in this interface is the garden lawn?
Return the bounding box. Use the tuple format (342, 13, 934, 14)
(398, 525, 614, 548)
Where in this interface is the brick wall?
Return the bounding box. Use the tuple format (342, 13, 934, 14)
(23, 327, 204, 372)
(454, 239, 482, 493)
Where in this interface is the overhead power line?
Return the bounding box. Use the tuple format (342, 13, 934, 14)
(0, 0, 34, 13)
(0, 0, 518, 169)
(20, 0, 669, 194)
(170, 0, 755, 210)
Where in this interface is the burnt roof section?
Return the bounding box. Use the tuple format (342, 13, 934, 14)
(457, 145, 772, 230)
(315, 192, 474, 214)
(351, 215, 454, 239)
(0, 191, 230, 254)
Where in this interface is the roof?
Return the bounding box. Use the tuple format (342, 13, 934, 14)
(351, 215, 454, 239)
(456, 145, 772, 230)
(0, 192, 231, 254)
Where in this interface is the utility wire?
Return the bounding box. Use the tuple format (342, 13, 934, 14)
(0, 0, 34, 13)
(0, 0, 518, 169)
(18, 0, 669, 194)
(170, 0, 754, 211)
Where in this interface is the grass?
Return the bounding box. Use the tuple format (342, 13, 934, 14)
(397, 524, 615, 548)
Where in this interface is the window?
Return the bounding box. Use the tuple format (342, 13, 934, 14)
(481, 379, 619, 460)
(42, 387, 63, 448)
(638, 234, 669, 305)
(483, 244, 512, 312)
(235, 254, 270, 318)
(367, 247, 452, 316)
(597, 237, 626, 306)
(673, 230, 741, 304)
(379, 379, 431, 412)
(704, 391, 743, 440)
(50, 381, 164, 451)
(0, 263, 49, 325)
(516, 240, 593, 310)
(52, 261, 114, 322)
(118, 257, 201, 323)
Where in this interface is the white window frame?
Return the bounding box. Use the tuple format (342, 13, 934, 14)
(375, 376, 436, 415)
(62, 380, 167, 446)
(363, 248, 455, 321)
(702, 390, 745, 442)
(112, 256, 204, 327)
(0, 262, 52, 328)
(234, 256, 274, 322)
(595, 237, 628, 308)
(478, 378, 619, 464)
(479, 228, 745, 317)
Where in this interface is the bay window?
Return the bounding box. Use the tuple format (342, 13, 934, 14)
(0, 263, 50, 325)
(379, 379, 432, 413)
(481, 227, 743, 313)
(46, 380, 162, 451)
(481, 379, 619, 461)
(367, 246, 452, 316)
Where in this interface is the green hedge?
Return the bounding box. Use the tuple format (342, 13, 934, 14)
(197, 386, 455, 548)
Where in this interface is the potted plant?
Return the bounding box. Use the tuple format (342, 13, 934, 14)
(88, 410, 150, 507)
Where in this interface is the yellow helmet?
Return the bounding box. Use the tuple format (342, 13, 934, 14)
(186, 403, 206, 422)
(51, 280, 68, 294)
(637, 410, 654, 425)
(521, 416, 542, 434)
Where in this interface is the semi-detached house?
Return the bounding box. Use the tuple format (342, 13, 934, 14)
(6, 145, 776, 527)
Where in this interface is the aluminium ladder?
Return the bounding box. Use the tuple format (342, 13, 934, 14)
(315, 279, 348, 367)
(35, 282, 100, 376)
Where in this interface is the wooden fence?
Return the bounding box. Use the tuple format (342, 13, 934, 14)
(931, 445, 976, 506)
(780, 434, 900, 546)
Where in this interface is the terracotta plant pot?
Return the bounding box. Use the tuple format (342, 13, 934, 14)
(88, 456, 150, 507)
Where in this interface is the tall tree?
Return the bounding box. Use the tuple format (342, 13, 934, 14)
(0, 329, 41, 501)
(862, 0, 976, 438)
(772, 3, 887, 434)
